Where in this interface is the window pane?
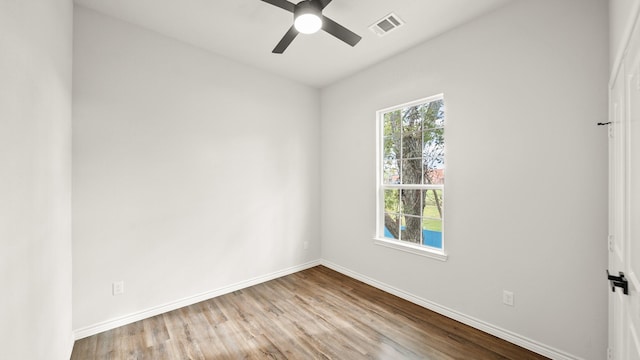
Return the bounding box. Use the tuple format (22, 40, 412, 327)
(401, 158, 422, 184)
(402, 106, 423, 134)
(384, 136, 398, 159)
(422, 99, 445, 129)
(422, 218, 442, 248)
(400, 189, 423, 216)
(401, 215, 422, 244)
(424, 168, 444, 185)
(384, 189, 399, 213)
(423, 189, 443, 220)
(383, 114, 400, 184)
(423, 128, 444, 184)
(423, 189, 443, 248)
(384, 212, 400, 239)
(383, 159, 400, 184)
(384, 110, 401, 137)
(402, 131, 422, 159)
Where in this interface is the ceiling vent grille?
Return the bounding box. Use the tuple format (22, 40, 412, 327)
(369, 13, 404, 37)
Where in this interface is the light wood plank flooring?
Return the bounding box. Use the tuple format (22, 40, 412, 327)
(71, 266, 549, 359)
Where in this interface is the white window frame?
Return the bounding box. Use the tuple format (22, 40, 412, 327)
(374, 94, 447, 261)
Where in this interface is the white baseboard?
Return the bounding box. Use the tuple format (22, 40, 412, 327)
(73, 260, 321, 340)
(320, 259, 582, 360)
(73, 258, 581, 360)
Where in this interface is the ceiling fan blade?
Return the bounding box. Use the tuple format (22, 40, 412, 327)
(321, 16, 361, 47)
(273, 26, 299, 53)
(260, 0, 295, 12)
(316, 0, 332, 9)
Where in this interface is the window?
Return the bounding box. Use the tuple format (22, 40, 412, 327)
(375, 95, 446, 259)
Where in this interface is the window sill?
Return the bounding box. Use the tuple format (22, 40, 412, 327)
(373, 237, 448, 261)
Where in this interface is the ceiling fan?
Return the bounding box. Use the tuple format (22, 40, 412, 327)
(260, 0, 362, 54)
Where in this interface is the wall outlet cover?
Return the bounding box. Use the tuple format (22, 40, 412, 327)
(502, 290, 514, 306)
(113, 281, 124, 296)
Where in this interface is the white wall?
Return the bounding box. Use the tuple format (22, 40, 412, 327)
(320, 0, 608, 359)
(0, 0, 73, 359)
(72, 7, 320, 331)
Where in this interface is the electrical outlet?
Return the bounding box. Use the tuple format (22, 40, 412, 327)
(502, 290, 514, 306)
(303, 241, 309, 250)
(113, 281, 124, 296)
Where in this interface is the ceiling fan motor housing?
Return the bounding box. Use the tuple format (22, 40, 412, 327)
(295, 0, 322, 19)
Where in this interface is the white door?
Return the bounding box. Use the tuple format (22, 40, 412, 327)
(609, 11, 640, 360)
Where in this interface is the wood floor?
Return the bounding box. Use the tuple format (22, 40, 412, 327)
(71, 266, 549, 359)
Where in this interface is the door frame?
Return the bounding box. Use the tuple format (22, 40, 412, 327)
(608, 1, 640, 359)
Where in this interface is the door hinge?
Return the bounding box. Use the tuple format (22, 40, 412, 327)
(608, 235, 614, 252)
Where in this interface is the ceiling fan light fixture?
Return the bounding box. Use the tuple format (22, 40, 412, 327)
(295, 13, 322, 34)
(294, 1, 322, 34)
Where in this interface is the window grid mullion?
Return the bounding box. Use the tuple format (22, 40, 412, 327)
(382, 184, 443, 190)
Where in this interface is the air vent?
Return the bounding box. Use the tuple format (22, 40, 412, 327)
(369, 13, 404, 37)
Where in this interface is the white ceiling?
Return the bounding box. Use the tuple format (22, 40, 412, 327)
(73, 0, 512, 88)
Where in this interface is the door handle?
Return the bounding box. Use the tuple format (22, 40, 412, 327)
(607, 270, 629, 295)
